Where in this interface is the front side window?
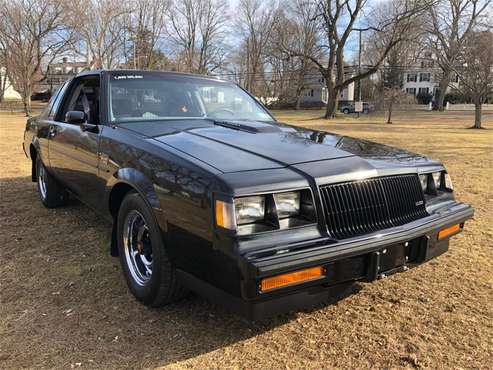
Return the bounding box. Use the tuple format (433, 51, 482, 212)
(108, 74, 273, 123)
(58, 76, 100, 124)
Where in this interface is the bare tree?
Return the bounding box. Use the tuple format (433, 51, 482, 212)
(265, 10, 300, 105)
(452, 31, 493, 128)
(426, 0, 491, 111)
(381, 49, 406, 124)
(126, 0, 170, 70)
(167, 0, 228, 74)
(66, 0, 131, 69)
(0, 0, 71, 114)
(366, 6, 424, 123)
(197, 0, 228, 73)
(236, 0, 277, 96)
(280, 0, 432, 118)
(0, 50, 8, 103)
(284, 0, 320, 109)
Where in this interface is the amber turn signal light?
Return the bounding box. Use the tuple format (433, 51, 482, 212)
(260, 266, 324, 292)
(438, 224, 461, 240)
(215, 200, 235, 230)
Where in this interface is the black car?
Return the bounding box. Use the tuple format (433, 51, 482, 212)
(23, 70, 473, 319)
(31, 90, 52, 101)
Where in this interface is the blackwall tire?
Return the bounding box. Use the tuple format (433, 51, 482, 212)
(36, 157, 68, 208)
(117, 191, 188, 307)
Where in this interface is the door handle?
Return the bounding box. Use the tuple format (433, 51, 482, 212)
(49, 125, 57, 137)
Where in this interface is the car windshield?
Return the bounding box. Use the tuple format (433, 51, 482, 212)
(109, 73, 274, 123)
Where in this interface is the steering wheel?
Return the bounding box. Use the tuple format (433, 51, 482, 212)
(210, 108, 235, 118)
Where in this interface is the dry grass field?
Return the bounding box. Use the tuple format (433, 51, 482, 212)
(1, 109, 492, 369)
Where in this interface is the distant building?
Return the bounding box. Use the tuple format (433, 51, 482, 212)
(0, 67, 21, 100)
(299, 70, 355, 107)
(401, 51, 459, 100)
(39, 57, 87, 92)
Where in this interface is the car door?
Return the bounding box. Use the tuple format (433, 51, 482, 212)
(28, 82, 69, 169)
(48, 75, 104, 208)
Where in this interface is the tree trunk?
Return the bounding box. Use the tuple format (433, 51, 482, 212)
(22, 93, 31, 116)
(295, 95, 301, 110)
(0, 80, 5, 103)
(387, 99, 393, 124)
(324, 87, 338, 119)
(436, 71, 451, 111)
(473, 101, 482, 129)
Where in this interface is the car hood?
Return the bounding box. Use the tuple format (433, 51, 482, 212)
(119, 119, 436, 173)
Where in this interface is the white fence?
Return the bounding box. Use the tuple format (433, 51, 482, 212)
(385, 103, 432, 111)
(446, 103, 493, 111)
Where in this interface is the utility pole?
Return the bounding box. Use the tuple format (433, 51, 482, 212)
(353, 28, 370, 101)
(358, 29, 362, 101)
(353, 27, 369, 117)
(133, 39, 137, 70)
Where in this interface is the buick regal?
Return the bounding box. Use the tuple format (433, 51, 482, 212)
(23, 71, 474, 319)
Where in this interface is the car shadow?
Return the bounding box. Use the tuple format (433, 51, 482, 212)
(0, 176, 362, 368)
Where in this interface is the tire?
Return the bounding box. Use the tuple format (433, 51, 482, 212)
(343, 108, 350, 114)
(117, 192, 188, 307)
(36, 157, 68, 208)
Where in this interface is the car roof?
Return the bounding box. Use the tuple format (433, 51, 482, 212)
(75, 69, 229, 83)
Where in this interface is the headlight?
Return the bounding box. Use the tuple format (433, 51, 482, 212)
(215, 189, 316, 233)
(274, 191, 301, 218)
(419, 170, 453, 195)
(234, 196, 265, 225)
(432, 172, 442, 189)
(444, 173, 453, 190)
(419, 174, 428, 192)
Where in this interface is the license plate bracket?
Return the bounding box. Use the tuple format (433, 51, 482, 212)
(365, 237, 428, 281)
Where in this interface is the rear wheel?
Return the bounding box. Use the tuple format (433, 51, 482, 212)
(343, 108, 350, 114)
(36, 157, 67, 208)
(117, 192, 187, 306)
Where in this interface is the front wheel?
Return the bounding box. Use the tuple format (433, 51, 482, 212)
(117, 192, 187, 306)
(36, 157, 67, 208)
(343, 108, 350, 114)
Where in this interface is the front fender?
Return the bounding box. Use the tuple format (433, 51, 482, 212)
(105, 167, 165, 228)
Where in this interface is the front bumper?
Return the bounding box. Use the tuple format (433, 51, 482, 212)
(178, 202, 473, 320)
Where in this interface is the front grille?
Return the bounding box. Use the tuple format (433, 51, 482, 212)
(319, 174, 428, 239)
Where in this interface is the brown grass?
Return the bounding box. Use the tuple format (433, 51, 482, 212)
(0, 110, 492, 369)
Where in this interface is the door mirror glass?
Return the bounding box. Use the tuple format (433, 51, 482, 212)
(65, 111, 86, 125)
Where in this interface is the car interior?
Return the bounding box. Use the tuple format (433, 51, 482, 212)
(110, 85, 204, 121)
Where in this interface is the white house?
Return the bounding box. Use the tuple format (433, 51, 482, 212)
(0, 67, 21, 100)
(300, 72, 355, 107)
(402, 51, 459, 99)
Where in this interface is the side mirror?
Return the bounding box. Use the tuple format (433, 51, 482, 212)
(65, 110, 98, 132)
(65, 110, 86, 125)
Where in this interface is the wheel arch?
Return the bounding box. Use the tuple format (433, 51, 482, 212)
(106, 168, 164, 256)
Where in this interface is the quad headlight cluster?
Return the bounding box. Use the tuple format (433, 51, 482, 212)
(419, 171, 453, 195)
(215, 189, 316, 233)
